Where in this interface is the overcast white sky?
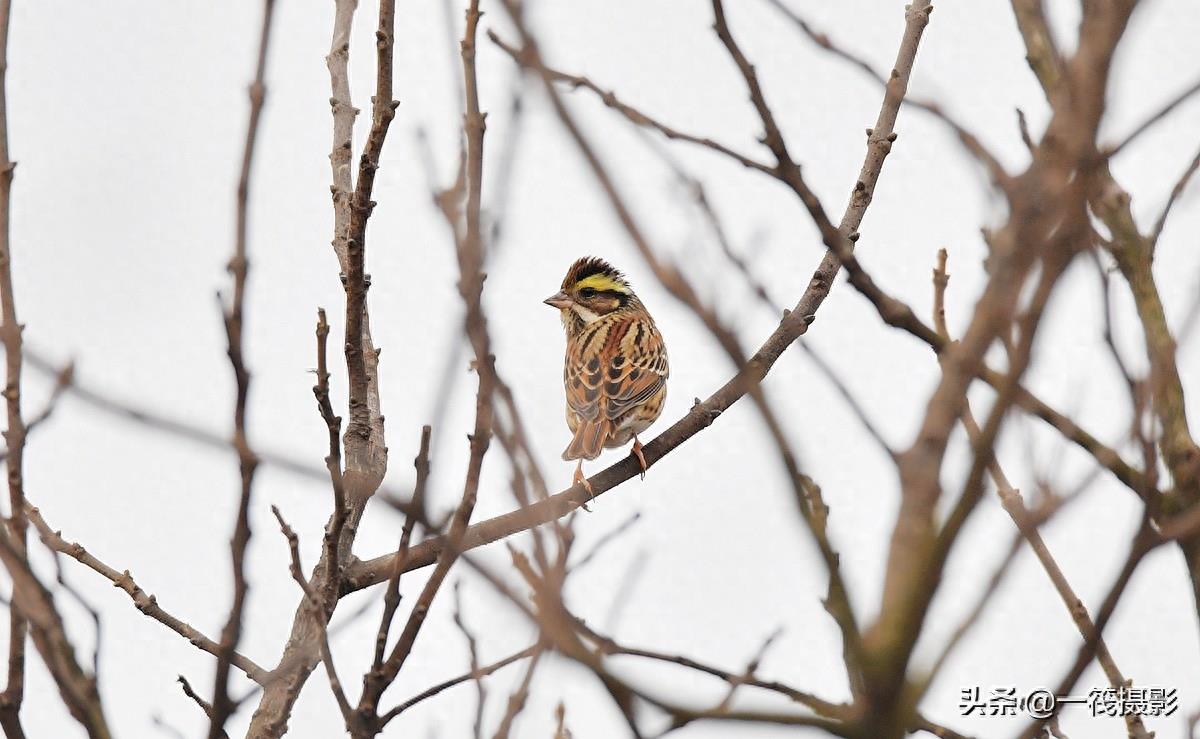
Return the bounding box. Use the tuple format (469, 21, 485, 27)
(4, 0, 1200, 737)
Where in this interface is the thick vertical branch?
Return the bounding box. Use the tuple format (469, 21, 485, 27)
(1096, 179, 1199, 491)
(208, 1, 276, 737)
(1096, 175, 1200, 615)
(341, 0, 395, 494)
(0, 0, 26, 734)
(247, 1, 396, 735)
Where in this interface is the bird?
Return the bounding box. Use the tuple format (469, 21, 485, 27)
(544, 256, 669, 500)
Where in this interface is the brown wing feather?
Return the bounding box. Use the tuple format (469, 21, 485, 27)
(601, 316, 668, 421)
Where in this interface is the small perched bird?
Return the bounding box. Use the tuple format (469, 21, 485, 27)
(544, 257, 669, 498)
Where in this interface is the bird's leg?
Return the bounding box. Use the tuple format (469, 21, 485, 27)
(573, 460, 595, 510)
(631, 436, 648, 480)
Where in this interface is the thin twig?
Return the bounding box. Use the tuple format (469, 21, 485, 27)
(372, 426, 431, 672)
(576, 620, 845, 720)
(379, 644, 540, 723)
(208, 2, 276, 735)
(796, 340, 895, 458)
(1149, 141, 1200, 247)
(1108, 73, 1200, 157)
(450, 583, 486, 739)
(763, 0, 1011, 186)
(634, 128, 779, 311)
(313, 308, 348, 612)
(568, 512, 641, 573)
(491, 645, 543, 739)
(1016, 520, 1160, 739)
(0, 362, 73, 467)
(488, 33, 774, 177)
(712, 627, 783, 714)
(177, 675, 218, 724)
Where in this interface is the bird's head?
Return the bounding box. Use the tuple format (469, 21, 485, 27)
(544, 257, 637, 331)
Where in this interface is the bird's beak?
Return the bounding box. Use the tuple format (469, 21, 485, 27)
(543, 291, 573, 310)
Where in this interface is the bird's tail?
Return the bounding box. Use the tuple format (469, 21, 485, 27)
(562, 418, 611, 461)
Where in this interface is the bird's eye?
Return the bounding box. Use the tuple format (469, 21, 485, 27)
(579, 287, 597, 299)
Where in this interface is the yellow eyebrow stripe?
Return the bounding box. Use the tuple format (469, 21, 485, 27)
(575, 273, 629, 293)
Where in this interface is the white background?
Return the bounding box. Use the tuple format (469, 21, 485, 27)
(4, 0, 1200, 737)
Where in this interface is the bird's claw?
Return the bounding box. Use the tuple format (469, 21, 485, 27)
(632, 438, 648, 480)
(573, 463, 595, 511)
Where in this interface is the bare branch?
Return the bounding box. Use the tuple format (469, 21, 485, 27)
(269, 507, 352, 723)
(1009, 0, 1064, 96)
(0, 0, 28, 729)
(177, 675, 226, 739)
(208, 1, 276, 734)
(379, 645, 540, 723)
(247, 0, 399, 732)
(568, 512, 640, 574)
(488, 34, 775, 176)
(340, 0, 394, 488)
(24, 505, 269, 684)
(933, 251, 1152, 739)
(1016, 521, 1160, 739)
(372, 426, 431, 672)
(313, 308, 348, 613)
(490, 646, 542, 739)
(1149, 141, 1200, 247)
(577, 620, 848, 721)
(764, 0, 1010, 185)
(450, 584, 486, 739)
(0, 528, 110, 737)
(710, 0, 796, 176)
(1108, 73, 1200, 157)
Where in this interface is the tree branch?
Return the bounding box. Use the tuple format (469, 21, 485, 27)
(24, 505, 269, 684)
(208, 1, 276, 734)
(246, 0, 398, 733)
(0, 0, 28, 730)
(487, 34, 775, 177)
(933, 251, 1152, 739)
(0, 527, 110, 737)
(379, 644, 540, 724)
